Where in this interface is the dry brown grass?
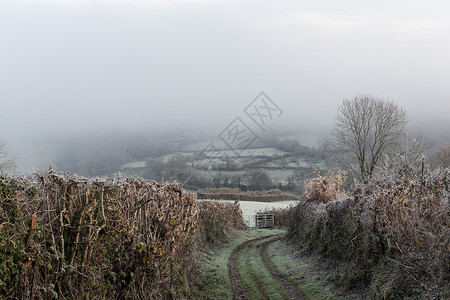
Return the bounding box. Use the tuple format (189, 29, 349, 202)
(304, 169, 348, 203)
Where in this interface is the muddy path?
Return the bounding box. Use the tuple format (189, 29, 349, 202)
(228, 235, 307, 300)
(260, 238, 307, 300)
(228, 235, 273, 300)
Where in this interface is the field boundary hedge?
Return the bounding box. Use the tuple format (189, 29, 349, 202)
(287, 169, 449, 298)
(0, 170, 245, 299)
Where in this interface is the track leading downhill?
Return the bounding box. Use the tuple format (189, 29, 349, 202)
(228, 234, 307, 300)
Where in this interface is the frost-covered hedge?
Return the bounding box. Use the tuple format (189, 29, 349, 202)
(0, 170, 245, 299)
(288, 169, 449, 299)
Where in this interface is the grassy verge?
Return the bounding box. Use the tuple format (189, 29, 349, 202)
(266, 240, 359, 300)
(194, 228, 284, 299)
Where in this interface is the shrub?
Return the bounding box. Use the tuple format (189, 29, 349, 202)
(0, 171, 199, 299)
(0, 171, 248, 299)
(195, 201, 246, 245)
(259, 206, 293, 228)
(0, 177, 27, 296)
(288, 168, 450, 298)
(304, 169, 348, 203)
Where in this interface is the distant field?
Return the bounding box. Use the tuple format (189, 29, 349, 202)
(216, 200, 299, 216)
(197, 170, 246, 177)
(119, 134, 326, 188)
(219, 147, 289, 157)
(261, 156, 324, 169)
(194, 147, 290, 158)
(120, 161, 147, 169)
(197, 168, 297, 184)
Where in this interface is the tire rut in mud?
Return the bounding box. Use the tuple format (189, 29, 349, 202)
(260, 238, 307, 300)
(228, 234, 306, 300)
(228, 235, 273, 300)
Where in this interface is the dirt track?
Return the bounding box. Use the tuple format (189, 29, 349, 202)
(228, 235, 307, 300)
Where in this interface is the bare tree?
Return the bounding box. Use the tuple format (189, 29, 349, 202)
(330, 95, 408, 183)
(376, 135, 425, 179)
(0, 139, 15, 175)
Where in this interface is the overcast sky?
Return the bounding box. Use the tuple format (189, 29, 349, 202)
(2, 0, 450, 165)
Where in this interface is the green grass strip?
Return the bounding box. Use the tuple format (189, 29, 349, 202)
(266, 240, 346, 300)
(195, 228, 284, 299)
(237, 236, 288, 299)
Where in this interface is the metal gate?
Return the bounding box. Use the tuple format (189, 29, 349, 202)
(242, 214, 274, 228)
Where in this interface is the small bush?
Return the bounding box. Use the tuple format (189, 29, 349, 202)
(304, 169, 348, 203)
(195, 201, 246, 245)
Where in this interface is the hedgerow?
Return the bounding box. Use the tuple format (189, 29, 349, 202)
(0, 170, 245, 299)
(287, 168, 449, 298)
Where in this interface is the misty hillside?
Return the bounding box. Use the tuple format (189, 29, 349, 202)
(1, 1, 449, 299)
